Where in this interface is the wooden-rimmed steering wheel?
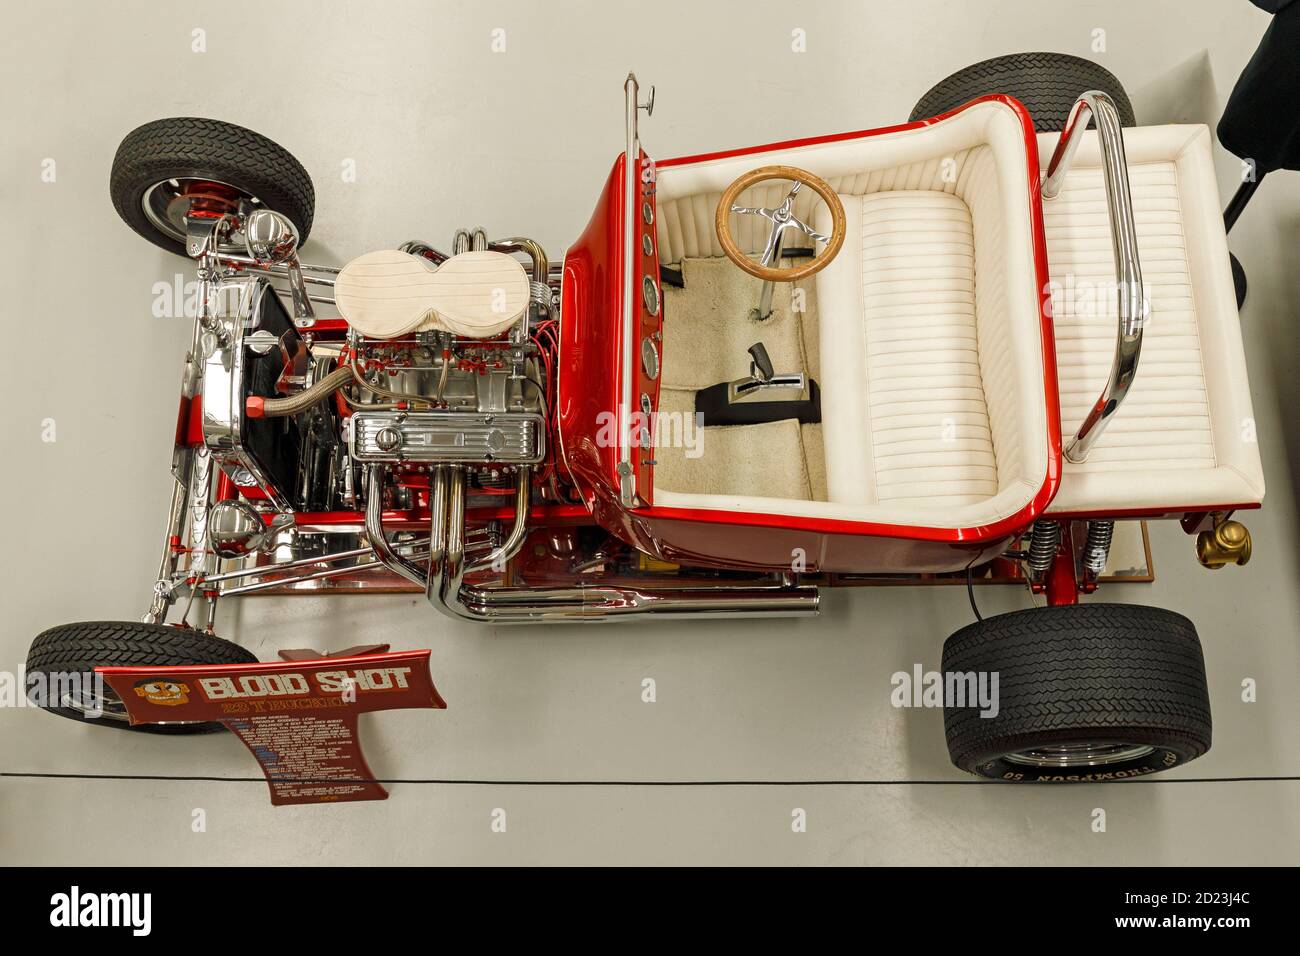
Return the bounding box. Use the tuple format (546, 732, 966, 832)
(715, 165, 846, 282)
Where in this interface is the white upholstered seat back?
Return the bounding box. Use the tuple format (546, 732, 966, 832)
(658, 148, 988, 266)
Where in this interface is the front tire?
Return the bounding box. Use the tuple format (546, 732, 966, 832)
(910, 52, 1136, 131)
(942, 604, 1212, 781)
(109, 116, 315, 256)
(26, 621, 259, 734)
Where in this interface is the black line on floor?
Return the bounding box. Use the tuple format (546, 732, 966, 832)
(3, 771, 1299, 786)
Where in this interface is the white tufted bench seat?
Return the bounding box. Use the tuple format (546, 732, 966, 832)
(651, 99, 1054, 531)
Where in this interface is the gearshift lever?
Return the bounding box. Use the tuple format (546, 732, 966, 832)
(693, 339, 819, 426)
(729, 340, 805, 402)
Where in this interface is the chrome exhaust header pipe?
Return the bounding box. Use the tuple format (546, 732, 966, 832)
(357, 467, 821, 624)
(364, 465, 427, 588)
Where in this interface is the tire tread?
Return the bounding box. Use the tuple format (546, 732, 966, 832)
(910, 52, 1136, 131)
(941, 604, 1211, 776)
(109, 117, 314, 255)
(26, 621, 257, 734)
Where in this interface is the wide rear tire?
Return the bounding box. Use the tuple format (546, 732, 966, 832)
(910, 52, 1136, 131)
(942, 604, 1212, 782)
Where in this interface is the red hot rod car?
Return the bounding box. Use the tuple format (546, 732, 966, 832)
(27, 54, 1263, 782)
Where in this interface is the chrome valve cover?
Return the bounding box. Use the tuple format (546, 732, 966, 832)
(348, 411, 545, 464)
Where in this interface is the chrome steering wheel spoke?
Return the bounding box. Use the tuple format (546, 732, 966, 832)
(758, 221, 787, 266)
(789, 215, 829, 245)
(731, 179, 831, 267)
(716, 165, 846, 283)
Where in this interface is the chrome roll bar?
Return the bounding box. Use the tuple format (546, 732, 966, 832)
(1042, 90, 1147, 464)
(357, 465, 821, 623)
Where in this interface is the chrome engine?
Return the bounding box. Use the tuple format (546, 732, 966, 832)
(327, 228, 556, 489)
(343, 339, 546, 466)
(189, 218, 557, 519)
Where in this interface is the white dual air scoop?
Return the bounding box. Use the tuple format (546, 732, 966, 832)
(333, 249, 529, 339)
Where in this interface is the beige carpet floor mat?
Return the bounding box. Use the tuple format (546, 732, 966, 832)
(661, 257, 809, 390)
(656, 256, 827, 501)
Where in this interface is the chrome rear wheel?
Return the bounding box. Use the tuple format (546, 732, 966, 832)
(1003, 742, 1156, 769)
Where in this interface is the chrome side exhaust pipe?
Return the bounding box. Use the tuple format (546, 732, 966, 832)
(363, 465, 820, 623)
(446, 581, 822, 621)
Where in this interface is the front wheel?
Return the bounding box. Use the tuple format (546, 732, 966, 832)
(109, 116, 315, 256)
(26, 621, 259, 734)
(942, 604, 1212, 781)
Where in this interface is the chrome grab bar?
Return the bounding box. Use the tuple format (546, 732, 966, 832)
(1042, 90, 1147, 464)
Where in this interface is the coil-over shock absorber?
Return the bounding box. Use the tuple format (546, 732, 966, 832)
(1025, 520, 1061, 584)
(1081, 519, 1115, 584)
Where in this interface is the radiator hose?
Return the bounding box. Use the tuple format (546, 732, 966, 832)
(245, 365, 354, 419)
